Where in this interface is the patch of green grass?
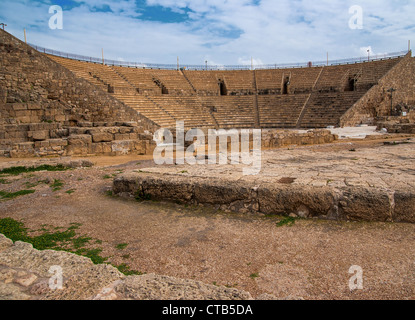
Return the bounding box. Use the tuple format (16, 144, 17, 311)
(65, 189, 76, 195)
(179, 170, 188, 174)
(276, 216, 297, 228)
(51, 179, 64, 191)
(249, 273, 259, 280)
(103, 175, 112, 180)
(72, 235, 92, 249)
(0, 218, 107, 264)
(114, 263, 143, 276)
(0, 218, 148, 277)
(116, 243, 128, 250)
(0, 189, 35, 200)
(0, 218, 29, 242)
(105, 190, 114, 197)
(0, 218, 75, 250)
(75, 248, 107, 265)
(0, 164, 70, 176)
(122, 254, 130, 259)
(24, 179, 50, 189)
(0, 179, 12, 185)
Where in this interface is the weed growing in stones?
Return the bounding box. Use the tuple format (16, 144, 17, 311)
(0, 189, 35, 200)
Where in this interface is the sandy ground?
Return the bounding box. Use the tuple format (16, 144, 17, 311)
(1, 138, 415, 300)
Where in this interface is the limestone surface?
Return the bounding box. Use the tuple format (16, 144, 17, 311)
(0, 235, 253, 300)
(113, 138, 415, 223)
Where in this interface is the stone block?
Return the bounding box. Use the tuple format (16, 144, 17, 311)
(54, 115, 66, 122)
(132, 140, 146, 155)
(129, 133, 138, 140)
(27, 104, 42, 110)
(111, 140, 134, 155)
(258, 185, 337, 218)
(49, 139, 68, 147)
(68, 127, 88, 135)
(17, 116, 31, 123)
(12, 103, 27, 111)
(393, 191, 415, 223)
(90, 143, 104, 154)
(114, 134, 131, 141)
(10, 149, 35, 158)
(78, 122, 93, 127)
(338, 187, 392, 222)
(68, 134, 92, 146)
(34, 141, 50, 148)
(31, 131, 49, 141)
(66, 145, 88, 156)
(50, 129, 69, 139)
(17, 142, 35, 150)
(119, 127, 133, 134)
(91, 132, 113, 143)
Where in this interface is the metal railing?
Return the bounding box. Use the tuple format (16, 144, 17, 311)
(28, 43, 409, 71)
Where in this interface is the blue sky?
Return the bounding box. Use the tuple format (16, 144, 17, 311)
(0, 0, 413, 66)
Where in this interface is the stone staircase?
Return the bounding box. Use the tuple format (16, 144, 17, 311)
(46, 52, 405, 130)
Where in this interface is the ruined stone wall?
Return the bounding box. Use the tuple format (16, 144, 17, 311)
(1, 122, 155, 158)
(113, 172, 415, 224)
(376, 113, 415, 134)
(261, 129, 337, 148)
(0, 29, 158, 158)
(340, 53, 415, 127)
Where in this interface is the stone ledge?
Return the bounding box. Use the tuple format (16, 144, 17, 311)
(113, 172, 415, 223)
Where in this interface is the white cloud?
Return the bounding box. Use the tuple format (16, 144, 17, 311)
(237, 57, 264, 67)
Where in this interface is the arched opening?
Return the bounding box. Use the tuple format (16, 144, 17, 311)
(345, 77, 356, 92)
(218, 79, 227, 96)
(282, 76, 290, 95)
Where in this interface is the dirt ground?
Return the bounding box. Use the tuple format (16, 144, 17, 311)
(1, 138, 415, 300)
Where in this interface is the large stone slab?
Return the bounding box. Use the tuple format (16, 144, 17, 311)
(113, 171, 415, 222)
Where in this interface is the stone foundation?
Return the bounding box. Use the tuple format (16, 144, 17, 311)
(261, 129, 338, 148)
(0, 122, 156, 158)
(0, 29, 158, 159)
(376, 114, 415, 134)
(113, 137, 415, 224)
(112, 172, 414, 223)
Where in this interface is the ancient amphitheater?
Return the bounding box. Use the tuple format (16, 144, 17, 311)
(1, 28, 415, 301)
